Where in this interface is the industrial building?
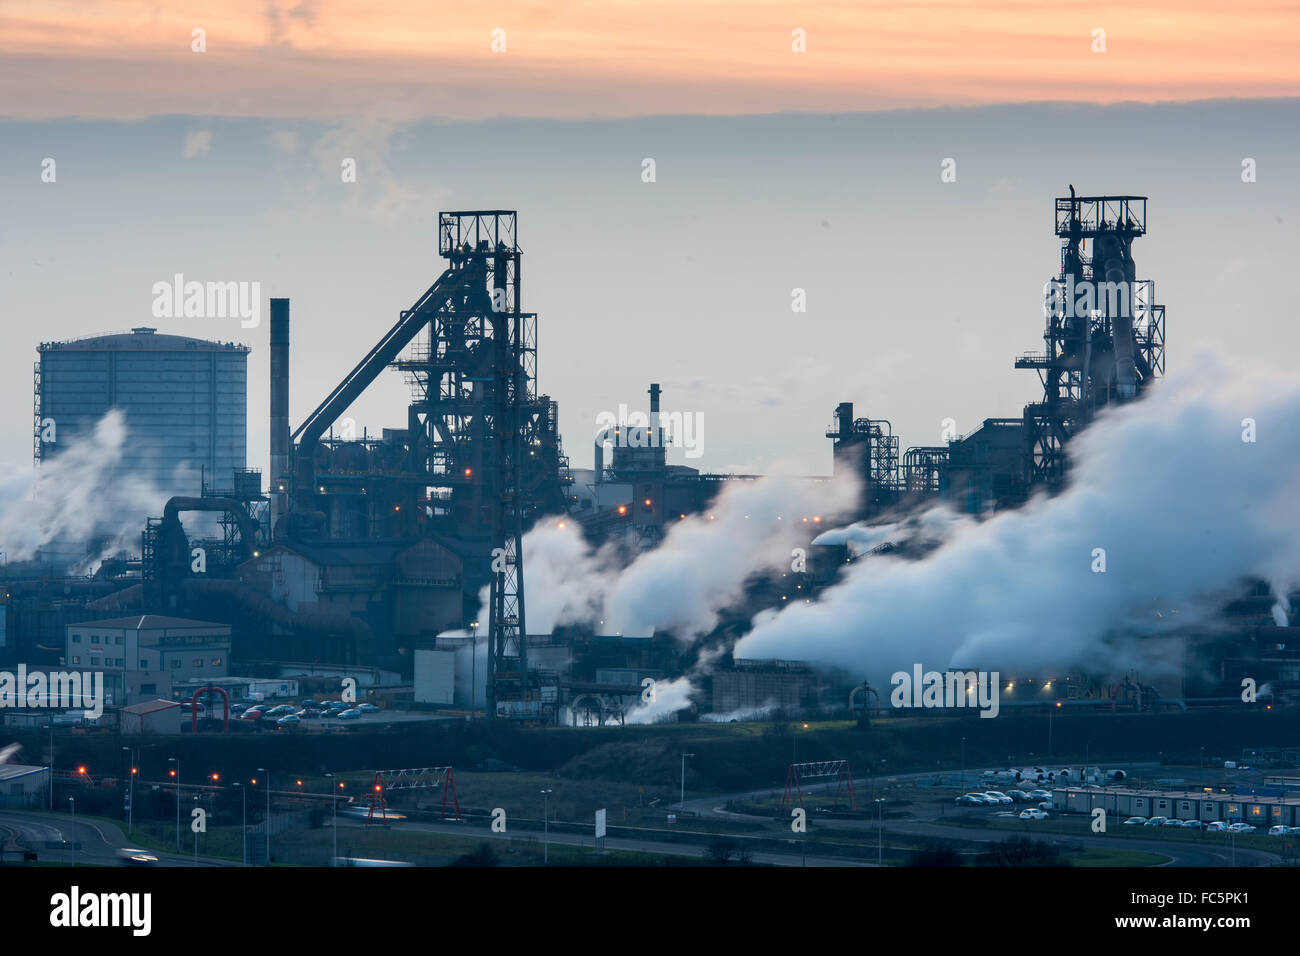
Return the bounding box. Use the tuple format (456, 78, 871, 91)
(1052, 786, 1300, 828)
(63, 614, 231, 707)
(0, 764, 51, 808)
(3, 194, 1292, 727)
(36, 327, 248, 488)
(120, 698, 183, 735)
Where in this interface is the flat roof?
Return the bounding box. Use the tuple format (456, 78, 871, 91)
(72, 614, 228, 631)
(0, 764, 49, 781)
(1054, 785, 1300, 805)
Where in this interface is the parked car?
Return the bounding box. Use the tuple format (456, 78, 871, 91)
(230, 703, 248, 715)
(1143, 816, 1168, 827)
(357, 703, 380, 712)
(300, 700, 321, 709)
(336, 708, 362, 720)
(983, 792, 1013, 805)
(1162, 818, 1184, 827)
(266, 704, 296, 716)
(1268, 825, 1291, 836)
(276, 714, 301, 727)
(293, 709, 317, 719)
(1181, 819, 1203, 829)
(1019, 808, 1049, 820)
(1227, 823, 1256, 833)
(1006, 790, 1033, 803)
(1122, 816, 1147, 825)
(1205, 821, 1227, 832)
(1026, 789, 1051, 800)
(957, 793, 988, 806)
(239, 709, 264, 721)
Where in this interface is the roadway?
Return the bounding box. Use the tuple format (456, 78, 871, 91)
(0, 809, 231, 867)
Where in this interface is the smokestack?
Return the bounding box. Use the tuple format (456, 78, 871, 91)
(270, 298, 290, 528)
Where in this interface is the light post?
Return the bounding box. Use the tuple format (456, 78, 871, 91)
(1048, 701, 1060, 756)
(470, 621, 479, 717)
(325, 774, 341, 866)
(680, 753, 694, 810)
(540, 789, 553, 864)
(48, 717, 54, 809)
(960, 737, 966, 795)
(875, 797, 885, 867)
(168, 757, 180, 852)
(233, 782, 247, 866)
(193, 795, 199, 865)
(121, 746, 135, 835)
(69, 796, 75, 867)
(258, 768, 271, 864)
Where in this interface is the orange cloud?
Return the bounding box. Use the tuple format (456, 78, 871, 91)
(1, 0, 1297, 118)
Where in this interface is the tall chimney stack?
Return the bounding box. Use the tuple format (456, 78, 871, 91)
(270, 298, 290, 528)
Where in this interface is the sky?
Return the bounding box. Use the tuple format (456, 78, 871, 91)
(1, 3, 1298, 482)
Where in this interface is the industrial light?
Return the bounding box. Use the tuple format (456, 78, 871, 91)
(617, 505, 627, 515)
(644, 499, 651, 506)
(464, 468, 472, 476)
(557, 521, 566, 529)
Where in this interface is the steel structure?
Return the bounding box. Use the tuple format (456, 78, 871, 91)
(781, 759, 858, 811)
(284, 212, 571, 713)
(1016, 189, 1165, 487)
(365, 766, 461, 825)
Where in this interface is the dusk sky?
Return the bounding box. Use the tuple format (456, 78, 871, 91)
(2, 3, 1298, 479)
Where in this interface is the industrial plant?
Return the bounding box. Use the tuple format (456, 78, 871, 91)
(1, 195, 1296, 731)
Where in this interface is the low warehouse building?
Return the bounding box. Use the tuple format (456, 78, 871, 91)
(0, 764, 50, 808)
(1052, 786, 1300, 828)
(121, 698, 184, 735)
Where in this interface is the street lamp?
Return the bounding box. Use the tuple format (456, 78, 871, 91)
(68, 796, 75, 867)
(680, 753, 695, 810)
(121, 746, 136, 835)
(168, 757, 180, 852)
(192, 795, 199, 865)
(540, 789, 553, 864)
(257, 768, 270, 865)
(875, 797, 886, 866)
(324, 773, 341, 866)
(960, 737, 966, 795)
(233, 782, 247, 866)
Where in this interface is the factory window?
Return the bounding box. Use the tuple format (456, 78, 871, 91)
(90, 657, 101, 666)
(140, 659, 149, 669)
(193, 659, 203, 668)
(211, 657, 222, 667)
(71, 656, 79, 665)
(141, 684, 156, 695)
(115, 636, 122, 645)
(72, 635, 80, 643)
(171, 658, 181, 669)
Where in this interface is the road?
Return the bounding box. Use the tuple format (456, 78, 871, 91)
(335, 817, 876, 867)
(678, 764, 1283, 867)
(0, 809, 231, 867)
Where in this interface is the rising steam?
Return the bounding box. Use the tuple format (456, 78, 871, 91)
(736, 356, 1300, 685)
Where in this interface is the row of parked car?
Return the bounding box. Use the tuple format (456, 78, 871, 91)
(1122, 816, 1299, 836)
(957, 789, 1053, 807)
(230, 699, 381, 727)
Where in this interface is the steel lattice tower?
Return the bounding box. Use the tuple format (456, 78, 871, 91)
(1017, 189, 1166, 487)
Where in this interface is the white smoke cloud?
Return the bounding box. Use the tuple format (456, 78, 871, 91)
(735, 356, 1300, 684)
(0, 410, 183, 570)
(464, 466, 861, 641)
(623, 676, 696, 724)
